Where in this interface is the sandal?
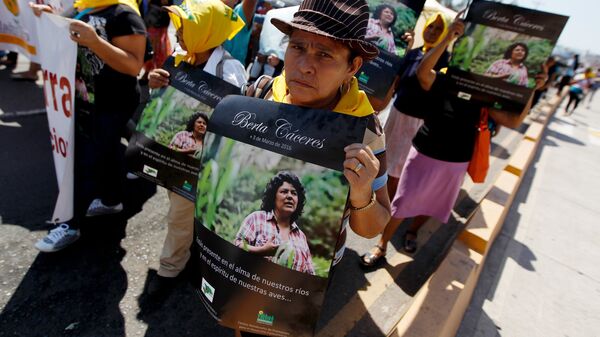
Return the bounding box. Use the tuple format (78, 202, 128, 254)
(360, 245, 386, 267)
(403, 230, 418, 253)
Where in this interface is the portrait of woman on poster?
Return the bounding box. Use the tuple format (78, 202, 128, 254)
(365, 4, 397, 54)
(234, 171, 315, 275)
(485, 42, 530, 87)
(169, 112, 208, 159)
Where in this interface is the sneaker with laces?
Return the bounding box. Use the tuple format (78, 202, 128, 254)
(86, 198, 123, 217)
(35, 224, 80, 252)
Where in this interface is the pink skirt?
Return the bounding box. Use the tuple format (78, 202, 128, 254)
(391, 146, 468, 223)
(384, 106, 423, 178)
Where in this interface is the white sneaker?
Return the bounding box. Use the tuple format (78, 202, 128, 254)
(86, 198, 123, 217)
(35, 224, 80, 252)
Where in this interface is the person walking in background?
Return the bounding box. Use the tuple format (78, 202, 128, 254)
(586, 68, 599, 108)
(144, 0, 247, 296)
(31, 0, 147, 252)
(557, 54, 579, 95)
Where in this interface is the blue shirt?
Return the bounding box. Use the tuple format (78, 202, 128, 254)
(223, 3, 253, 64)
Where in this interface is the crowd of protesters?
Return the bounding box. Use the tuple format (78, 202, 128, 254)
(3, 0, 599, 335)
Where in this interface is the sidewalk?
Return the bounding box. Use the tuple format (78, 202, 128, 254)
(456, 95, 600, 337)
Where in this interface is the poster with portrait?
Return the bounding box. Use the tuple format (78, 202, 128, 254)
(357, 0, 426, 99)
(126, 57, 239, 200)
(447, 0, 568, 113)
(193, 96, 369, 336)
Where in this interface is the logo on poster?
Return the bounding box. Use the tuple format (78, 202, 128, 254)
(256, 311, 274, 326)
(143, 165, 158, 177)
(201, 278, 215, 303)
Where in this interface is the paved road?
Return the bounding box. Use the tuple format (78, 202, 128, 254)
(457, 94, 600, 337)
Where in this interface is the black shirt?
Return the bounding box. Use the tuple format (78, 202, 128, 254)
(412, 73, 482, 163)
(73, 5, 146, 116)
(393, 48, 449, 117)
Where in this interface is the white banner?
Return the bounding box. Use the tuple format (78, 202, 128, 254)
(35, 13, 76, 223)
(0, 0, 73, 62)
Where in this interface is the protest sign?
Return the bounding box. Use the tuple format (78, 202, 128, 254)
(126, 57, 240, 200)
(0, 0, 72, 62)
(35, 13, 77, 222)
(193, 96, 369, 336)
(357, 0, 426, 99)
(447, 0, 568, 113)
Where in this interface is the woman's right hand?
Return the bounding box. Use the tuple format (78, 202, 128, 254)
(29, 2, 54, 17)
(148, 68, 170, 89)
(257, 239, 279, 256)
(446, 10, 466, 40)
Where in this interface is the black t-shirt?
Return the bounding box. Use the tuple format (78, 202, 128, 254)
(73, 5, 146, 116)
(412, 73, 482, 163)
(393, 48, 449, 117)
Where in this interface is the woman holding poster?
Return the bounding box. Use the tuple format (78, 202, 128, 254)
(144, 0, 247, 296)
(245, 0, 392, 242)
(485, 42, 530, 86)
(31, 0, 147, 252)
(360, 13, 548, 262)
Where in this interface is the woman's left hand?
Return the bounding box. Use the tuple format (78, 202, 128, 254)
(69, 20, 100, 48)
(343, 143, 379, 207)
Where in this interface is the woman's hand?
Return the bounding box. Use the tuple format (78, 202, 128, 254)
(256, 239, 279, 256)
(446, 14, 465, 41)
(148, 68, 170, 89)
(29, 2, 54, 16)
(69, 20, 101, 48)
(343, 143, 379, 207)
(401, 30, 414, 50)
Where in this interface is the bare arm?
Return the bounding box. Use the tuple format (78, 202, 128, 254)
(343, 144, 391, 238)
(241, 0, 258, 28)
(69, 20, 145, 77)
(416, 15, 465, 91)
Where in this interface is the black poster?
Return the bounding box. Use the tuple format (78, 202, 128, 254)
(357, 0, 426, 99)
(193, 96, 368, 336)
(126, 57, 240, 200)
(447, 0, 568, 113)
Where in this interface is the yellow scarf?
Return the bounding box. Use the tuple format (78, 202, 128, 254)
(167, 0, 245, 66)
(271, 73, 374, 117)
(422, 13, 448, 52)
(74, 0, 141, 16)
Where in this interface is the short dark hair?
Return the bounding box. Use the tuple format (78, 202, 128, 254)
(504, 42, 529, 61)
(373, 4, 397, 27)
(185, 112, 209, 133)
(261, 171, 306, 224)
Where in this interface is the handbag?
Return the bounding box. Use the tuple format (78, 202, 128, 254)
(467, 107, 491, 183)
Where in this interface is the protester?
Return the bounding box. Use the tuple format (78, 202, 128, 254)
(360, 13, 548, 263)
(485, 42, 529, 87)
(365, 4, 397, 54)
(532, 56, 558, 107)
(565, 70, 592, 115)
(234, 171, 315, 275)
(360, 13, 449, 266)
(239, 3, 391, 335)
(557, 54, 579, 95)
(31, 0, 147, 252)
(139, 0, 174, 81)
(223, 0, 258, 65)
(586, 68, 600, 107)
(144, 0, 247, 295)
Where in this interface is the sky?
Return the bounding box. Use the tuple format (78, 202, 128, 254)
(501, 0, 600, 55)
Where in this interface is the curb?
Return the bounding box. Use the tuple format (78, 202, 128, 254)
(388, 94, 564, 337)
